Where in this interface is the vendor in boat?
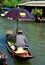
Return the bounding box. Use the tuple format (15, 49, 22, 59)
(6, 30, 15, 38)
(15, 29, 28, 50)
(6, 30, 16, 43)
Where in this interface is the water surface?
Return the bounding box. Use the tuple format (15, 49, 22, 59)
(0, 17, 45, 65)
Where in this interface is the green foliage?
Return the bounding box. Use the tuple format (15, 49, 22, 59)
(2, 0, 21, 7)
(0, 0, 4, 6)
(31, 8, 43, 17)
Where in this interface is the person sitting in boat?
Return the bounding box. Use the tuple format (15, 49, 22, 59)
(15, 29, 28, 50)
(6, 30, 16, 43)
(6, 30, 15, 38)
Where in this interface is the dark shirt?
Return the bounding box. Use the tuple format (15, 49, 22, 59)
(6, 34, 16, 43)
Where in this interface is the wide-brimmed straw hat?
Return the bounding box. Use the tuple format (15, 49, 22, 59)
(7, 30, 14, 34)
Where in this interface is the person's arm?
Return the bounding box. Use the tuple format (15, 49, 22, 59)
(24, 39, 28, 44)
(24, 36, 28, 44)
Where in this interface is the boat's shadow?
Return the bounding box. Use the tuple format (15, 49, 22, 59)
(10, 55, 32, 65)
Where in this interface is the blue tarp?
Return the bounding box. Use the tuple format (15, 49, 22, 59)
(2, 7, 11, 11)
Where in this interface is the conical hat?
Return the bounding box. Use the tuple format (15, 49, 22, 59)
(15, 47, 26, 53)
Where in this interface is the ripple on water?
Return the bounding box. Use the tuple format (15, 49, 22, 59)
(0, 17, 45, 65)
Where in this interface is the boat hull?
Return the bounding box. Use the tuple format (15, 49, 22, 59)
(7, 43, 34, 60)
(6, 34, 35, 60)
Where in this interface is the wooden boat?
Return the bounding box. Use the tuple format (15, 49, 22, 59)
(6, 34, 35, 60)
(0, 51, 7, 65)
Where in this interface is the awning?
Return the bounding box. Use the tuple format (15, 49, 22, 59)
(17, 1, 45, 6)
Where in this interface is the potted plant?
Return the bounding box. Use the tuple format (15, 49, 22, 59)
(31, 8, 43, 22)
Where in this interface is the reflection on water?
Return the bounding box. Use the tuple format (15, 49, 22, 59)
(0, 17, 45, 65)
(13, 58, 32, 65)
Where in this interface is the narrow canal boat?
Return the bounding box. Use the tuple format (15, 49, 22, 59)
(6, 33, 34, 60)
